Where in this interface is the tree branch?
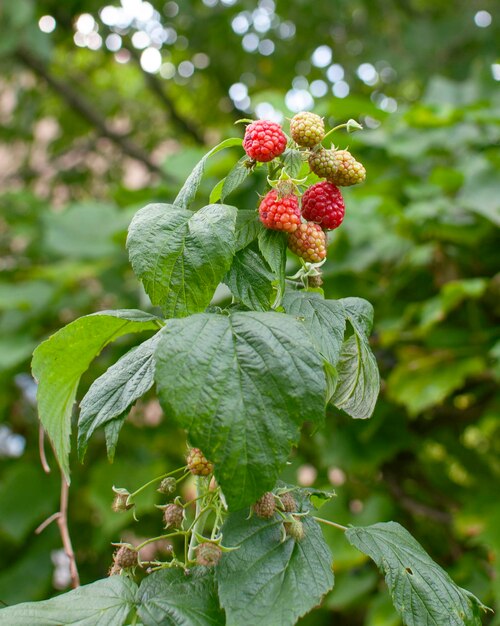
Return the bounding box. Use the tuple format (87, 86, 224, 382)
(16, 47, 173, 181)
(126, 45, 205, 144)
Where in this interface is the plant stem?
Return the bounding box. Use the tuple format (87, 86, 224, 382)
(58, 478, 80, 588)
(135, 531, 186, 552)
(313, 516, 348, 531)
(187, 476, 210, 562)
(128, 467, 186, 502)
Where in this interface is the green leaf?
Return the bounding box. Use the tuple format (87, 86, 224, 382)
(155, 311, 326, 509)
(332, 297, 380, 419)
(78, 333, 161, 460)
(137, 568, 224, 625)
(258, 228, 287, 305)
(104, 416, 126, 462)
(234, 209, 262, 251)
(281, 148, 303, 178)
(282, 291, 346, 367)
(217, 509, 334, 626)
(175, 137, 243, 209)
(210, 156, 252, 203)
(387, 354, 485, 416)
(345, 522, 490, 626)
(127, 203, 237, 317)
(31, 310, 160, 479)
(0, 576, 137, 625)
(224, 246, 274, 311)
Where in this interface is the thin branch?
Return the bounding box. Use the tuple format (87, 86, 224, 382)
(126, 46, 205, 144)
(16, 47, 173, 182)
(35, 512, 61, 535)
(313, 516, 348, 531)
(57, 478, 80, 588)
(39, 425, 51, 474)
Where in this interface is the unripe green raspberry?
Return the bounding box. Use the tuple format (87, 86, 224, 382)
(308, 148, 337, 179)
(196, 542, 222, 567)
(111, 489, 133, 513)
(113, 545, 138, 569)
(328, 150, 366, 186)
(157, 477, 177, 495)
(279, 492, 297, 513)
(284, 517, 305, 542)
(186, 448, 214, 476)
(252, 492, 276, 518)
(163, 503, 184, 528)
(290, 112, 325, 148)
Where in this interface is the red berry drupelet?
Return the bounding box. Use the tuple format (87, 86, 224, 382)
(301, 181, 345, 230)
(243, 120, 287, 162)
(288, 222, 327, 263)
(259, 189, 301, 233)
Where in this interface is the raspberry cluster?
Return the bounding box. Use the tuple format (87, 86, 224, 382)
(244, 112, 365, 266)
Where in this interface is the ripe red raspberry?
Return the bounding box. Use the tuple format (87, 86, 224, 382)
(243, 120, 287, 162)
(288, 222, 327, 263)
(290, 112, 325, 148)
(308, 148, 337, 179)
(301, 181, 345, 230)
(259, 189, 301, 233)
(196, 542, 223, 567)
(163, 503, 184, 528)
(279, 492, 297, 513)
(113, 545, 138, 569)
(252, 492, 276, 518)
(328, 150, 366, 186)
(186, 448, 214, 476)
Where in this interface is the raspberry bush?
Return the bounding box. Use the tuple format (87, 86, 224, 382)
(1, 113, 489, 626)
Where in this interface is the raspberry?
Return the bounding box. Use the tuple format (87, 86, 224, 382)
(186, 448, 214, 476)
(328, 150, 366, 186)
(163, 503, 184, 528)
(113, 545, 138, 569)
(301, 181, 345, 230)
(290, 112, 325, 148)
(243, 120, 287, 162)
(279, 492, 297, 513)
(308, 148, 337, 179)
(308, 273, 323, 288)
(252, 492, 276, 518)
(111, 489, 133, 513)
(157, 477, 177, 495)
(259, 189, 301, 233)
(196, 542, 222, 567)
(284, 517, 305, 542)
(287, 222, 327, 263)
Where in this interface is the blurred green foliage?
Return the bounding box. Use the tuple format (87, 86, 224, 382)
(0, 0, 498, 623)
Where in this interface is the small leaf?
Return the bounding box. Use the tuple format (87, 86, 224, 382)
(221, 156, 252, 201)
(281, 148, 303, 178)
(258, 229, 287, 305)
(346, 522, 490, 626)
(209, 178, 225, 204)
(282, 291, 346, 367)
(155, 311, 326, 509)
(175, 137, 243, 209)
(234, 209, 262, 251)
(332, 297, 380, 419)
(137, 568, 224, 626)
(127, 203, 237, 317)
(224, 246, 274, 311)
(217, 509, 334, 626)
(0, 576, 137, 625)
(31, 310, 161, 479)
(78, 333, 161, 460)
